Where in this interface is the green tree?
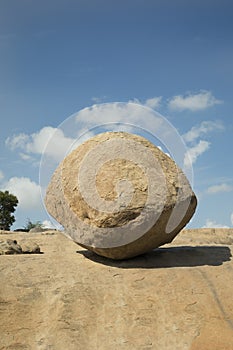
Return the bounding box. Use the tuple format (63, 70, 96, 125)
(0, 190, 18, 231)
(24, 218, 44, 231)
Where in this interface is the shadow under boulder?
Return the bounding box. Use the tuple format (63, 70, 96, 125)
(77, 245, 232, 268)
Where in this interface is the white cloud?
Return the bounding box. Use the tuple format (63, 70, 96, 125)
(6, 126, 76, 163)
(75, 101, 163, 131)
(144, 96, 162, 109)
(42, 220, 56, 229)
(183, 120, 224, 143)
(92, 97, 102, 103)
(202, 219, 229, 228)
(19, 152, 35, 161)
(182, 120, 224, 170)
(128, 97, 162, 109)
(2, 177, 42, 210)
(91, 96, 107, 103)
(206, 183, 233, 194)
(184, 140, 210, 167)
(231, 213, 233, 226)
(168, 90, 223, 111)
(6, 133, 29, 150)
(0, 170, 4, 182)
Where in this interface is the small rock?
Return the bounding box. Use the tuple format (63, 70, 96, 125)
(20, 241, 41, 254)
(0, 239, 22, 255)
(29, 227, 53, 233)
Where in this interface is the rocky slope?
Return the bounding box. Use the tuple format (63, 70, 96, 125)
(0, 228, 233, 350)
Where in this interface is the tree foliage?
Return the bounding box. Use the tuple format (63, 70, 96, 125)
(0, 190, 18, 231)
(24, 218, 44, 231)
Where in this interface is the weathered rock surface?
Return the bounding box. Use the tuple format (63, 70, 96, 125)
(0, 229, 232, 350)
(0, 239, 41, 255)
(0, 239, 22, 255)
(20, 241, 41, 254)
(46, 132, 197, 259)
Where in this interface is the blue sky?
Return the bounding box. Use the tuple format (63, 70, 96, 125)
(0, 0, 233, 229)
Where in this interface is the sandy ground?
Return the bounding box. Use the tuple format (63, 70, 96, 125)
(0, 228, 233, 350)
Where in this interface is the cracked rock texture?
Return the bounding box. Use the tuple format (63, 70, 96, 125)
(45, 132, 197, 259)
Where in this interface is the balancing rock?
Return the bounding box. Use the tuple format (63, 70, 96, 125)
(45, 132, 197, 259)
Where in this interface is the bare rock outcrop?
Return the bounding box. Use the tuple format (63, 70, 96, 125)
(45, 132, 197, 259)
(0, 229, 232, 350)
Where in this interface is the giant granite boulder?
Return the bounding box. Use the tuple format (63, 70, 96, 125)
(45, 132, 197, 259)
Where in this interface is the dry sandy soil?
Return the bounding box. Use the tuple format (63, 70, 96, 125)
(0, 228, 233, 350)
